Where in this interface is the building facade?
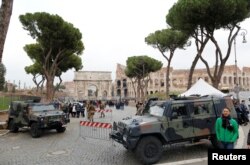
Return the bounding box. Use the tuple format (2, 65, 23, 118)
(64, 71, 112, 100)
(115, 63, 250, 98)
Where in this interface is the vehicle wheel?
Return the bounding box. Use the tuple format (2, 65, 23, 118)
(135, 136, 163, 165)
(30, 123, 42, 138)
(210, 136, 220, 148)
(56, 126, 66, 133)
(8, 119, 19, 133)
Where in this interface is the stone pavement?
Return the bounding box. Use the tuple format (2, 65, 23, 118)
(0, 106, 249, 165)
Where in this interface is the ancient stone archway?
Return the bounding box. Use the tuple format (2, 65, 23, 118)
(74, 71, 112, 100)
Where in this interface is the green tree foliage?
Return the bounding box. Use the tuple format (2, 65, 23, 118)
(0, 63, 6, 91)
(25, 62, 45, 92)
(125, 56, 162, 101)
(145, 29, 189, 98)
(167, 0, 250, 88)
(19, 12, 84, 101)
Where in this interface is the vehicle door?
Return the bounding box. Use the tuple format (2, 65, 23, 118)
(14, 103, 29, 125)
(214, 97, 238, 120)
(190, 101, 216, 137)
(166, 102, 194, 141)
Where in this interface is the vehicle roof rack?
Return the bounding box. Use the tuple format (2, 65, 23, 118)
(173, 95, 200, 100)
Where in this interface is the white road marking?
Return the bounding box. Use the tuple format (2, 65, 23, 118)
(235, 126, 244, 149)
(157, 157, 208, 165)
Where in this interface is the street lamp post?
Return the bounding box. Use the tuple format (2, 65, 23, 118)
(234, 28, 247, 100)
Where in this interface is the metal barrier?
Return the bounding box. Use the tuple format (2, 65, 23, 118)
(79, 121, 112, 141)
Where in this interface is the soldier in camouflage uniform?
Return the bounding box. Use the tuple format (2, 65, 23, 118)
(99, 102, 105, 118)
(87, 102, 95, 122)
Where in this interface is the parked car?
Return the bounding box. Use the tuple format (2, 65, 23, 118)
(7, 101, 70, 138)
(110, 96, 237, 164)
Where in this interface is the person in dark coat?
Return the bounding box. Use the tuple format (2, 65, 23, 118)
(240, 100, 249, 124)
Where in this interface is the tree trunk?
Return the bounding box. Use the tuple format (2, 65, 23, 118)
(187, 35, 209, 89)
(129, 77, 137, 101)
(187, 55, 199, 89)
(137, 79, 141, 102)
(0, 0, 14, 63)
(201, 26, 239, 89)
(46, 76, 55, 101)
(166, 51, 174, 99)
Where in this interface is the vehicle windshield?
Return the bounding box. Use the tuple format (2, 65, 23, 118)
(31, 104, 56, 111)
(149, 105, 165, 117)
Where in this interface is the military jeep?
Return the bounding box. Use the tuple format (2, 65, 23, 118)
(8, 101, 70, 138)
(110, 96, 237, 164)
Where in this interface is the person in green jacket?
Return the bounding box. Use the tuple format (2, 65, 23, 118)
(215, 107, 239, 149)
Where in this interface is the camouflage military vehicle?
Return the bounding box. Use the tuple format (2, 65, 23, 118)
(8, 101, 70, 138)
(110, 96, 237, 164)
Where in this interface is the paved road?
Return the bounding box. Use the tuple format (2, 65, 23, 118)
(0, 106, 249, 165)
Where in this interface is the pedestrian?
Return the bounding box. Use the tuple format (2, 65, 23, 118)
(68, 103, 73, 117)
(240, 100, 249, 111)
(215, 107, 239, 149)
(72, 104, 76, 118)
(80, 103, 85, 117)
(240, 100, 249, 125)
(247, 129, 250, 149)
(76, 103, 80, 118)
(234, 99, 245, 125)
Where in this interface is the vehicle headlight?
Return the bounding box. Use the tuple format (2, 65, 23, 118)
(123, 135, 127, 141)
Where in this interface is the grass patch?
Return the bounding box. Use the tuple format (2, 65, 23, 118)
(0, 96, 21, 110)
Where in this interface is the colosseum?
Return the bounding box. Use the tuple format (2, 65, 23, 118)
(114, 63, 250, 98)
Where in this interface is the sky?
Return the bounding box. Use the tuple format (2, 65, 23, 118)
(2, 0, 250, 88)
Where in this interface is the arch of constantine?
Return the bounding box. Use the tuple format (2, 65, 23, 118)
(70, 71, 112, 100)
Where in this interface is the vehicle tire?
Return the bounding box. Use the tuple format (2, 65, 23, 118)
(135, 136, 163, 165)
(8, 119, 19, 133)
(56, 126, 66, 133)
(30, 123, 42, 138)
(210, 135, 220, 148)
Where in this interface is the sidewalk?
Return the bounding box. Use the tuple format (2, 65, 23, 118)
(0, 110, 8, 136)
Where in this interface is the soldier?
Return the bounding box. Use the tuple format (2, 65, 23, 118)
(87, 102, 95, 122)
(215, 107, 239, 149)
(86, 101, 91, 120)
(136, 102, 144, 116)
(99, 102, 105, 118)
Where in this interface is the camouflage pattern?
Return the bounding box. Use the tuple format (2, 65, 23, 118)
(110, 96, 237, 164)
(7, 101, 70, 138)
